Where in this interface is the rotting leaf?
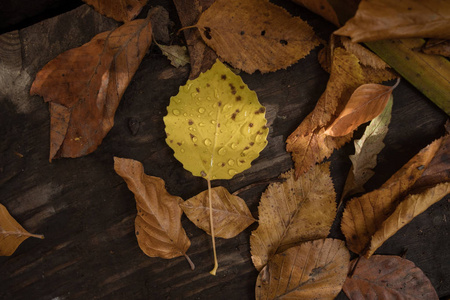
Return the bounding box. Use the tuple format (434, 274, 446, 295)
(113, 157, 194, 270)
(0, 204, 44, 256)
(251, 163, 336, 271)
(180, 186, 255, 239)
(335, 0, 450, 42)
(30, 15, 152, 161)
(325, 79, 399, 137)
(343, 255, 439, 300)
(194, 0, 320, 73)
(255, 238, 350, 300)
(421, 39, 450, 58)
(342, 137, 444, 257)
(156, 43, 190, 68)
(341, 96, 393, 199)
(83, 0, 148, 23)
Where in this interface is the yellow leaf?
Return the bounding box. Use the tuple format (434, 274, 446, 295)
(255, 238, 350, 300)
(0, 204, 44, 256)
(194, 0, 320, 73)
(164, 59, 269, 180)
(250, 163, 336, 271)
(180, 186, 255, 239)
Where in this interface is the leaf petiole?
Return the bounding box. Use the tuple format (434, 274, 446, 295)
(207, 176, 218, 275)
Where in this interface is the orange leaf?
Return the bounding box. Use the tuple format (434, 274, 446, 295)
(195, 0, 320, 74)
(30, 16, 152, 161)
(0, 204, 44, 256)
(113, 157, 194, 269)
(83, 0, 148, 23)
(343, 255, 438, 299)
(325, 80, 399, 137)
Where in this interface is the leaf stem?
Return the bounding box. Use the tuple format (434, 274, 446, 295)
(177, 25, 198, 35)
(207, 176, 218, 275)
(184, 253, 195, 270)
(0, 230, 44, 239)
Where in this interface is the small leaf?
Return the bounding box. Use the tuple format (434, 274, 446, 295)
(342, 95, 393, 198)
(157, 43, 190, 68)
(325, 80, 399, 137)
(251, 163, 336, 271)
(195, 0, 320, 73)
(1, 204, 44, 256)
(113, 157, 194, 269)
(342, 137, 444, 256)
(83, 0, 148, 23)
(290, 0, 340, 26)
(255, 238, 350, 300)
(180, 186, 255, 239)
(163, 59, 269, 180)
(343, 255, 439, 300)
(421, 39, 450, 57)
(30, 16, 152, 161)
(335, 0, 450, 42)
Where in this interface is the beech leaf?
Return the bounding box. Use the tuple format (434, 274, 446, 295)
(250, 163, 336, 271)
(0, 204, 44, 256)
(255, 238, 350, 300)
(335, 0, 450, 42)
(156, 43, 190, 68)
(30, 16, 152, 161)
(83, 0, 148, 23)
(163, 59, 269, 180)
(342, 137, 445, 256)
(325, 79, 399, 137)
(342, 95, 393, 199)
(194, 0, 320, 74)
(113, 157, 194, 269)
(343, 255, 439, 300)
(180, 186, 255, 239)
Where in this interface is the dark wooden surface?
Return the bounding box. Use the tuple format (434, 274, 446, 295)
(0, 1, 449, 299)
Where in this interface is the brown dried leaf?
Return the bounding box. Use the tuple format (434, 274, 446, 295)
(0, 204, 44, 256)
(342, 138, 444, 256)
(344, 255, 439, 300)
(255, 238, 350, 300)
(341, 37, 389, 69)
(250, 163, 336, 271)
(83, 0, 148, 23)
(335, 0, 450, 42)
(180, 186, 255, 239)
(290, 0, 340, 26)
(173, 0, 217, 79)
(195, 0, 320, 74)
(421, 39, 450, 58)
(30, 17, 152, 161)
(113, 157, 193, 268)
(325, 80, 399, 137)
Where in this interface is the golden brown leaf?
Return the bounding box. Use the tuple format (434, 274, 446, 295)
(0, 204, 44, 256)
(195, 0, 320, 74)
(335, 0, 450, 42)
(343, 255, 439, 299)
(180, 186, 255, 239)
(342, 138, 443, 256)
(113, 157, 193, 269)
(290, 0, 340, 26)
(341, 36, 389, 69)
(421, 39, 450, 57)
(325, 80, 399, 137)
(30, 16, 152, 161)
(83, 0, 148, 23)
(255, 238, 350, 300)
(250, 163, 336, 271)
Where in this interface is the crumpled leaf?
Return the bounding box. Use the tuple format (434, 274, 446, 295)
(421, 39, 450, 58)
(343, 255, 439, 300)
(342, 95, 393, 199)
(255, 238, 350, 300)
(0, 203, 44, 256)
(335, 0, 450, 42)
(157, 43, 190, 68)
(341, 36, 389, 70)
(342, 137, 445, 256)
(180, 186, 255, 239)
(163, 59, 269, 180)
(113, 157, 194, 269)
(30, 16, 152, 161)
(325, 80, 399, 137)
(194, 0, 320, 74)
(251, 163, 336, 271)
(173, 0, 217, 79)
(83, 0, 148, 23)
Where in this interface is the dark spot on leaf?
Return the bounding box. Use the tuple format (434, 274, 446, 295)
(190, 133, 195, 139)
(61, 73, 65, 77)
(204, 27, 212, 39)
(127, 5, 133, 11)
(231, 113, 237, 120)
(229, 83, 236, 95)
(405, 56, 410, 60)
(201, 170, 207, 177)
(257, 131, 262, 135)
(255, 107, 266, 114)
(240, 85, 244, 89)
(240, 31, 245, 35)
(194, 144, 197, 146)
(236, 109, 240, 113)
(236, 96, 242, 101)
(250, 142, 254, 146)
(177, 142, 182, 146)
(218, 123, 221, 127)
(262, 125, 268, 130)
(207, 83, 210, 87)
(170, 140, 173, 143)
(249, 123, 254, 127)
(320, 5, 325, 9)
(244, 146, 249, 150)
(280, 40, 288, 45)
(240, 160, 245, 163)
(218, 101, 222, 107)
(261, 30, 266, 36)
(188, 119, 194, 125)
(135, 231, 139, 235)
(196, 87, 200, 92)
(221, 163, 225, 167)
(221, 74, 227, 80)
(407, 7, 412, 10)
